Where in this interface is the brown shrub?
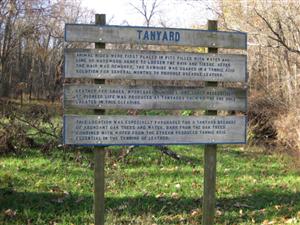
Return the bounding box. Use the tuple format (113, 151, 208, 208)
(0, 99, 61, 155)
(247, 91, 285, 147)
(248, 90, 300, 167)
(274, 109, 300, 160)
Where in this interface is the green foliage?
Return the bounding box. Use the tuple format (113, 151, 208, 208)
(143, 110, 169, 116)
(0, 146, 299, 224)
(181, 110, 193, 116)
(0, 100, 61, 155)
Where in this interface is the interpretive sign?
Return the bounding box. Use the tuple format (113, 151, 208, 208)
(65, 24, 247, 49)
(64, 15, 248, 225)
(64, 85, 247, 111)
(64, 115, 246, 145)
(64, 49, 247, 82)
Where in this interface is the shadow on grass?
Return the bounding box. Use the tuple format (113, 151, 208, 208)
(0, 190, 93, 224)
(106, 190, 300, 223)
(1, 189, 299, 224)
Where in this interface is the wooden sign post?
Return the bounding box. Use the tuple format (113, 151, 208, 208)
(202, 20, 218, 225)
(63, 15, 247, 225)
(94, 14, 106, 225)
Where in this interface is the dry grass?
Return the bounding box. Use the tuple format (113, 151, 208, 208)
(248, 90, 300, 167)
(275, 108, 300, 166)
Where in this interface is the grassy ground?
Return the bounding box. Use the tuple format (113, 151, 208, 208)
(0, 145, 299, 225)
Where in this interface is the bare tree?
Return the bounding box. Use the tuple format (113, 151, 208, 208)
(214, 0, 300, 153)
(0, 0, 94, 99)
(130, 0, 161, 27)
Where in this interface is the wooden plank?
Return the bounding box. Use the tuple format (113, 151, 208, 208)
(64, 49, 247, 82)
(65, 24, 247, 49)
(63, 115, 247, 145)
(63, 85, 247, 111)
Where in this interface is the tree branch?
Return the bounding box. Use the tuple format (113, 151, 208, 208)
(255, 8, 300, 54)
(14, 114, 59, 139)
(130, 0, 160, 27)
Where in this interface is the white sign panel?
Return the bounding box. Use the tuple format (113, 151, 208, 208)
(64, 85, 247, 111)
(64, 49, 247, 82)
(64, 115, 247, 145)
(65, 24, 247, 49)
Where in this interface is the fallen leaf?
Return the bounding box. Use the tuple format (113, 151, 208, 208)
(262, 220, 269, 225)
(117, 203, 128, 210)
(49, 222, 59, 225)
(192, 168, 198, 174)
(262, 220, 276, 225)
(50, 186, 62, 193)
(286, 218, 297, 224)
(239, 209, 243, 216)
(191, 210, 198, 217)
(216, 209, 222, 216)
(171, 192, 179, 199)
(156, 192, 166, 198)
(274, 205, 281, 210)
(191, 209, 201, 217)
(4, 209, 16, 218)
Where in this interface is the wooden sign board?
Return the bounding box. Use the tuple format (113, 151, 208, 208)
(64, 49, 247, 82)
(64, 85, 247, 111)
(65, 24, 247, 49)
(63, 115, 247, 145)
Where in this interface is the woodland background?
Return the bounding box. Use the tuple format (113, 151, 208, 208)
(0, 0, 300, 224)
(1, 0, 299, 161)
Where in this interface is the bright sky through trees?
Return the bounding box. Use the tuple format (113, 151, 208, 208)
(81, 0, 216, 27)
